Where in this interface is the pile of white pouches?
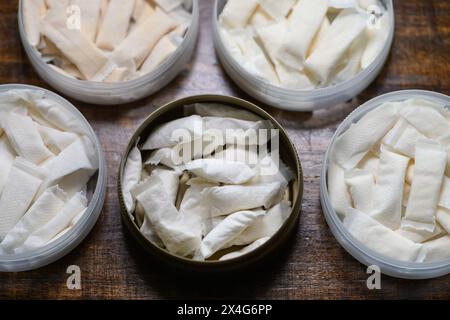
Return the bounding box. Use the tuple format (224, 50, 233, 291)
(0, 89, 98, 254)
(23, 0, 193, 82)
(328, 98, 450, 263)
(219, 0, 390, 89)
(122, 103, 294, 260)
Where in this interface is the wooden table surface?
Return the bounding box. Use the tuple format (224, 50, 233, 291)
(0, 0, 449, 300)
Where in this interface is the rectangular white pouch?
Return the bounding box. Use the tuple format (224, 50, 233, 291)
(2, 112, 53, 164)
(0, 158, 46, 240)
(96, 0, 136, 51)
(328, 161, 352, 219)
(132, 167, 181, 205)
(219, 0, 259, 29)
(193, 103, 262, 122)
(113, 8, 178, 69)
(343, 207, 424, 262)
(136, 175, 201, 256)
(140, 34, 178, 74)
(422, 236, 450, 263)
(257, 0, 295, 20)
(356, 152, 379, 179)
(369, 148, 409, 230)
(0, 135, 16, 194)
(37, 124, 78, 154)
(23, 0, 46, 47)
(437, 207, 450, 234)
(255, 21, 286, 64)
(0, 186, 66, 253)
(305, 8, 367, 83)
(20, 192, 87, 252)
(132, 0, 155, 25)
(396, 224, 444, 244)
(439, 177, 450, 210)
(402, 140, 447, 232)
(70, 0, 103, 42)
(200, 209, 265, 259)
(141, 115, 203, 150)
(276, 0, 329, 69)
(184, 158, 256, 184)
(332, 102, 400, 170)
(344, 169, 374, 214)
(122, 145, 142, 213)
(231, 200, 291, 246)
(248, 6, 273, 28)
(219, 237, 270, 261)
(361, 13, 390, 69)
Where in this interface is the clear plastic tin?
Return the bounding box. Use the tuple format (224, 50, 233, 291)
(213, 0, 395, 112)
(320, 90, 450, 279)
(0, 84, 107, 272)
(18, 0, 200, 105)
(118, 94, 303, 272)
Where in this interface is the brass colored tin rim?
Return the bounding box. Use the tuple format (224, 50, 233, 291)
(118, 94, 303, 269)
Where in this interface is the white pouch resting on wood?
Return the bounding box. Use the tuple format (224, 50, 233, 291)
(402, 141, 447, 233)
(200, 209, 265, 259)
(0, 158, 46, 240)
(205, 182, 285, 217)
(343, 208, 424, 262)
(141, 115, 203, 150)
(185, 159, 256, 184)
(344, 169, 374, 214)
(136, 175, 201, 256)
(19, 192, 87, 252)
(113, 8, 178, 69)
(361, 13, 390, 69)
(231, 201, 291, 246)
(332, 102, 399, 170)
(422, 236, 450, 263)
(305, 9, 367, 83)
(193, 103, 262, 122)
(0, 135, 16, 194)
(0, 186, 66, 253)
(383, 118, 430, 158)
(122, 145, 142, 213)
(437, 207, 450, 234)
(276, 0, 329, 69)
(439, 177, 450, 210)
(140, 34, 178, 74)
(37, 124, 78, 154)
(219, 237, 270, 261)
(23, 0, 46, 47)
(2, 112, 53, 164)
(369, 148, 409, 230)
(219, 0, 258, 29)
(96, 0, 136, 50)
(328, 161, 352, 218)
(257, 0, 295, 20)
(70, 0, 103, 42)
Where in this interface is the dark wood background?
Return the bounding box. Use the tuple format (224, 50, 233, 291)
(0, 0, 449, 300)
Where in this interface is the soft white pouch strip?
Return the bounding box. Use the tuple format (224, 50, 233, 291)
(0, 158, 46, 240)
(422, 236, 450, 263)
(369, 148, 409, 230)
(154, 0, 184, 12)
(344, 169, 374, 214)
(328, 161, 352, 219)
(343, 208, 424, 262)
(402, 141, 447, 232)
(231, 201, 291, 246)
(200, 209, 265, 259)
(2, 112, 53, 164)
(0, 186, 66, 252)
(332, 101, 399, 170)
(439, 177, 450, 210)
(362, 13, 390, 69)
(396, 224, 444, 244)
(248, 6, 272, 28)
(277, 0, 329, 69)
(96, 0, 136, 50)
(219, 0, 259, 29)
(185, 158, 255, 184)
(122, 145, 142, 213)
(0, 135, 16, 194)
(219, 237, 270, 261)
(437, 207, 450, 234)
(23, 0, 46, 47)
(37, 124, 78, 154)
(193, 103, 262, 121)
(140, 34, 178, 74)
(70, 0, 102, 42)
(305, 8, 367, 83)
(257, 0, 295, 20)
(20, 192, 87, 252)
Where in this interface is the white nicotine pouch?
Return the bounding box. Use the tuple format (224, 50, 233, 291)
(402, 140, 447, 233)
(328, 161, 352, 219)
(0, 135, 16, 194)
(344, 169, 375, 214)
(122, 145, 142, 213)
(219, 0, 259, 29)
(0, 158, 46, 240)
(219, 237, 270, 261)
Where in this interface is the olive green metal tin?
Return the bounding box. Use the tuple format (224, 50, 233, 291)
(118, 95, 303, 272)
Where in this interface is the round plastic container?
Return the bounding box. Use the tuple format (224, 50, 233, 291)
(213, 0, 395, 111)
(118, 94, 303, 272)
(320, 90, 450, 279)
(18, 0, 200, 105)
(0, 84, 107, 272)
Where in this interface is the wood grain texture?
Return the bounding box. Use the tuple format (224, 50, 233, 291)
(0, 0, 449, 300)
